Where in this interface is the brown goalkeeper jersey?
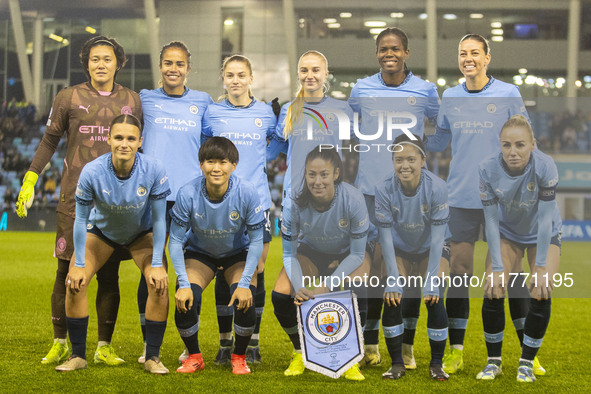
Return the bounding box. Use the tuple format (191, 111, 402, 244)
(29, 82, 142, 218)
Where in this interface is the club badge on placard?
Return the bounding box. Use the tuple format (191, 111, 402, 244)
(297, 290, 364, 379)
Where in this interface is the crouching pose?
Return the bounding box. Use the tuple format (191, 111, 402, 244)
(478, 114, 562, 382)
(168, 136, 264, 375)
(58, 114, 171, 374)
(273, 146, 372, 381)
(375, 134, 449, 381)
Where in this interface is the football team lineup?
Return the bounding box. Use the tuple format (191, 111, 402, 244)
(7, 27, 576, 387)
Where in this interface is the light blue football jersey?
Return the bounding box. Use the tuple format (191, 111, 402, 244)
(429, 77, 529, 208)
(281, 182, 370, 254)
(349, 72, 440, 195)
(170, 174, 265, 258)
(202, 99, 276, 210)
(375, 169, 449, 254)
(272, 96, 354, 205)
(479, 149, 562, 244)
(75, 153, 171, 244)
(140, 87, 213, 201)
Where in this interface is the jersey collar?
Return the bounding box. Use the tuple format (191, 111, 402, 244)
(108, 152, 139, 180)
(462, 76, 495, 94)
(498, 152, 532, 177)
(225, 97, 256, 109)
(201, 175, 234, 203)
(303, 95, 329, 106)
(160, 86, 188, 98)
(87, 81, 118, 94)
(394, 168, 424, 197)
(378, 70, 412, 88)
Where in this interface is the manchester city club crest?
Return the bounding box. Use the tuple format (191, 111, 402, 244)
(407, 96, 416, 105)
(487, 103, 497, 113)
(527, 182, 536, 192)
(338, 218, 349, 228)
(229, 210, 240, 220)
(254, 118, 263, 127)
(189, 105, 199, 114)
(297, 291, 363, 379)
(136, 186, 147, 196)
(308, 302, 350, 344)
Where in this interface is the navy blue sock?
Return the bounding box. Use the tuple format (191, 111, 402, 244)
(364, 297, 383, 345)
(401, 284, 421, 346)
(231, 284, 256, 356)
(346, 286, 367, 329)
(426, 298, 448, 366)
(508, 273, 529, 346)
(145, 319, 166, 360)
(482, 297, 505, 358)
(272, 291, 300, 350)
(250, 271, 266, 347)
(137, 274, 148, 342)
(522, 299, 551, 360)
(175, 283, 202, 354)
(67, 316, 89, 359)
(382, 302, 404, 365)
(215, 271, 234, 347)
(446, 274, 470, 346)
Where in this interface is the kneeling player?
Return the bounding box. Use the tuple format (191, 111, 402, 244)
(478, 115, 561, 382)
(273, 146, 371, 381)
(169, 137, 264, 375)
(375, 134, 449, 381)
(58, 114, 170, 374)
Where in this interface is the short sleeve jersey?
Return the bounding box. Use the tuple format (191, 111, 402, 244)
(281, 182, 370, 254)
(375, 169, 449, 254)
(479, 149, 562, 244)
(202, 99, 276, 210)
(437, 77, 529, 208)
(273, 97, 354, 204)
(75, 153, 171, 245)
(170, 174, 265, 258)
(349, 72, 440, 195)
(140, 87, 213, 201)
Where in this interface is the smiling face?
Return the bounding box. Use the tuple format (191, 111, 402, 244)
(458, 38, 490, 80)
(160, 47, 190, 95)
(88, 45, 118, 91)
(223, 60, 253, 101)
(108, 123, 142, 162)
(394, 144, 425, 186)
(377, 33, 409, 81)
(200, 158, 237, 190)
(500, 126, 535, 173)
(305, 157, 339, 206)
(298, 53, 328, 97)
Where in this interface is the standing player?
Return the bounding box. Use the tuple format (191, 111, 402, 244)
(169, 136, 264, 375)
(348, 27, 440, 367)
(375, 134, 449, 381)
(423, 34, 542, 375)
(273, 146, 370, 381)
(137, 41, 213, 363)
(477, 115, 561, 382)
(16, 36, 142, 366)
(267, 50, 354, 207)
(56, 114, 170, 373)
(202, 55, 276, 364)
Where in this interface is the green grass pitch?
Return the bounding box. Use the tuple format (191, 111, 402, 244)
(1, 231, 590, 392)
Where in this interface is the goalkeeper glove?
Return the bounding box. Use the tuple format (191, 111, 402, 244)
(16, 171, 38, 218)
